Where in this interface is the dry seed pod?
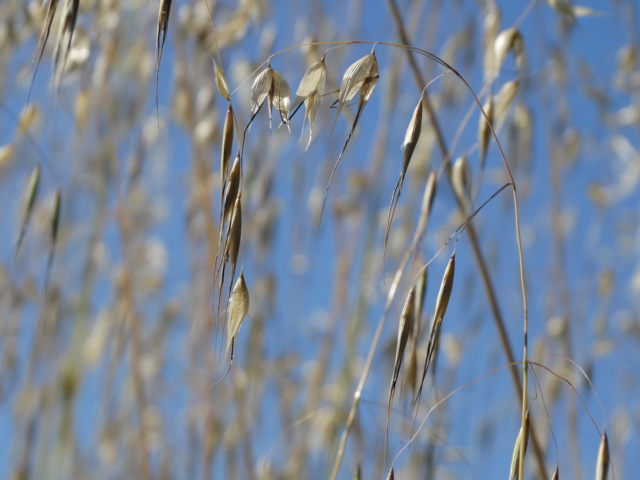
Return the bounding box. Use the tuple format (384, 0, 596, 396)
(414, 267, 427, 329)
(335, 52, 379, 122)
(415, 171, 438, 236)
(155, 0, 171, 107)
(482, 5, 501, 83)
(224, 193, 242, 265)
(478, 96, 494, 169)
(385, 96, 423, 250)
(213, 59, 230, 100)
(551, 466, 559, 480)
(15, 164, 41, 256)
(222, 154, 241, 224)
(391, 287, 415, 394)
(52, 0, 80, 90)
(415, 253, 455, 409)
(509, 412, 530, 480)
(452, 156, 472, 209)
(251, 67, 291, 130)
(28, 0, 60, 101)
(225, 271, 250, 358)
(493, 28, 524, 80)
(595, 432, 609, 480)
(292, 58, 326, 148)
(494, 80, 520, 131)
(220, 103, 234, 188)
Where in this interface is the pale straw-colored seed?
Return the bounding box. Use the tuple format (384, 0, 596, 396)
(225, 270, 250, 358)
(213, 59, 230, 100)
(415, 171, 437, 235)
(223, 154, 241, 224)
(392, 286, 415, 388)
(414, 267, 428, 330)
(547, 0, 601, 19)
(452, 155, 472, 209)
(493, 28, 524, 80)
(51, 189, 62, 247)
(335, 52, 379, 121)
(551, 466, 559, 480)
(509, 412, 529, 479)
(401, 97, 423, 177)
(433, 253, 455, 329)
(478, 95, 494, 169)
(251, 67, 291, 129)
(483, 5, 501, 83)
(494, 80, 520, 131)
(52, 0, 80, 89)
(16, 164, 41, 255)
(595, 431, 609, 480)
(220, 103, 234, 188)
(292, 59, 326, 148)
(224, 193, 242, 265)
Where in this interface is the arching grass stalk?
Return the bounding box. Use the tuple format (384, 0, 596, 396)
(194, 19, 531, 476)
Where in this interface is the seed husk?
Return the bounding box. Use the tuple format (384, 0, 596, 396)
(595, 431, 609, 480)
(213, 59, 231, 101)
(225, 271, 250, 359)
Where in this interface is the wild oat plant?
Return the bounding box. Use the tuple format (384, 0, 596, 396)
(0, 0, 637, 479)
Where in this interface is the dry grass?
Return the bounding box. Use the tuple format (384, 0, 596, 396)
(0, 0, 635, 479)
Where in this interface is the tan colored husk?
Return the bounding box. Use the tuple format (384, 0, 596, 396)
(494, 80, 520, 131)
(478, 96, 494, 169)
(452, 155, 472, 209)
(224, 193, 242, 265)
(414, 267, 428, 330)
(223, 155, 241, 224)
(391, 286, 415, 389)
(551, 466, 559, 480)
(509, 412, 529, 479)
(52, 0, 80, 89)
(16, 164, 41, 255)
(213, 59, 231, 100)
(401, 97, 423, 175)
(433, 253, 455, 328)
(292, 59, 326, 148)
(482, 5, 501, 83)
(251, 67, 291, 129)
(493, 28, 525, 80)
(595, 432, 609, 480)
(225, 271, 250, 358)
(336, 53, 379, 121)
(221, 103, 234, 188)
(415, 171, 437, 236)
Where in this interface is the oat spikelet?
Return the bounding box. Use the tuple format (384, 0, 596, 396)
(415, 171, 438, 238)
(384, 96, 423, 255)
(291, 57, 326, 149)
(335, 52, 379, 123)
(414, 253, 455, 411)
(225, 271, 250, 359)
(478, 96, 494, 169)
(45, 189, 62, 292)
(52, 0, 80, 94)
(452, 155, 472, 210)
(213, 60, 231, 101)
(224, 193, 242, 266)
(251, 67, 291, 131)
(595, 432, 609, 480)
(220, 103, 234, 189)
(28, 0, 60, 102)
(494, 80, 520, 131)
(222, 154, 241, 226)
(551, 466, 559, 480)
(386, 286, 416, 436)
(492, 28, 526, 81)
(15, 164, 41, 257)
(155, 0, 172, 117)
(509, 412, 529, 480)
(321, 51, 379, 221)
